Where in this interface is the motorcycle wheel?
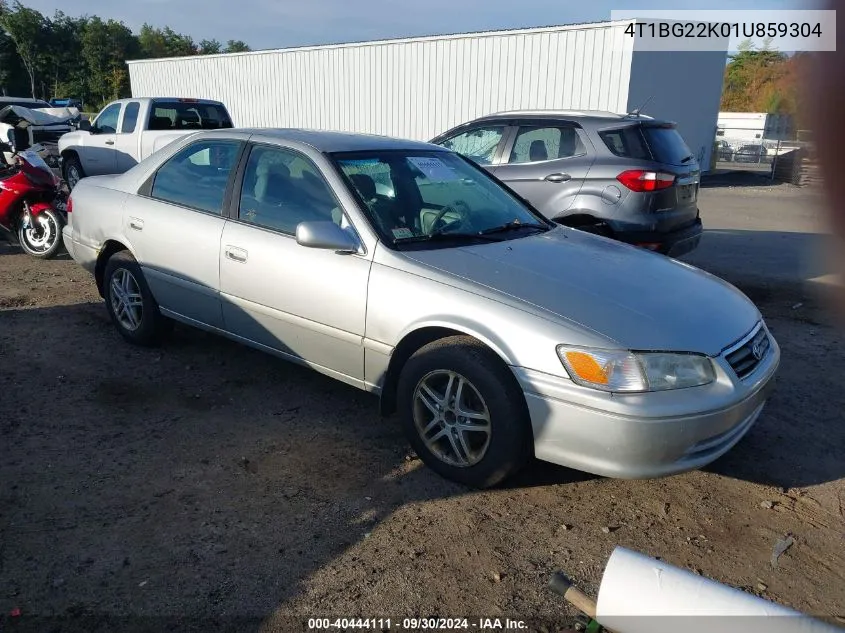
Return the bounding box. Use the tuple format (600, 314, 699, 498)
(18, 208, 64, 259)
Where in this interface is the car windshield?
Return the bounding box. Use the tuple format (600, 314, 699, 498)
(332, 150, 548, 249)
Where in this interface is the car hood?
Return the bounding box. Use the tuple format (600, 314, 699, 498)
(398, 228, 760, 356)
(0, 105, 77, 128)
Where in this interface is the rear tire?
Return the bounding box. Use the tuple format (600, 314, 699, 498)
(18, 208, 64, 259)
(103, 251, 171, 346)
(396, 336, 533, 488)
(62, 156, 84, 190)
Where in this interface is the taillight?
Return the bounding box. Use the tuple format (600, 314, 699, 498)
(616, 170, 675, 192)
(66, 196, 73, 213)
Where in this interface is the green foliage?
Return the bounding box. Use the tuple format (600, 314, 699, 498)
(199, 39, 222, 55)
(224, 39, 250, 53)
(0, 2, 252, 108)
(0, 0, 47, 97)
(721, 40, 801, 117)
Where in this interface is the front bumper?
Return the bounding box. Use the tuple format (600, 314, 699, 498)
(514, 330, 780, 479)
(616, 217, 703, 258)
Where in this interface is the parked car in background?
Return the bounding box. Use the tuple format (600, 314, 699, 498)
(49, 98, 83, 109)
(431, 110, 703, 257)
(0, 97, 78, 172)
(58, 97, 233, 189)
(63, 128, 779, 488)
(715, 139, 735, 162)
(733, 144, 769, 164)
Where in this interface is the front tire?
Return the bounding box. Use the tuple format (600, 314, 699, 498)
(396, 336, 533, 488)
(103, 251, 170, 346)
(18, 208, 64, 259)
(62, 156, 84, 190)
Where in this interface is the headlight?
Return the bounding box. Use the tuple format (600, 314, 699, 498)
(556, 346, 715, 393)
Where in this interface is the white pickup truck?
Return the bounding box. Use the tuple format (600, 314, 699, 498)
(58, 97, 233, 189)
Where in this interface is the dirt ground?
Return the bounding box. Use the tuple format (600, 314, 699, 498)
(1, 184, 844, 632)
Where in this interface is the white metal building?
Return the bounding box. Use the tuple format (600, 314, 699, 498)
(127, 21, 728, 168)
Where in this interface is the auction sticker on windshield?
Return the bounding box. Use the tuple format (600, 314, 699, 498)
(408, 156, 460, 181)
(392, 227, 414, 239)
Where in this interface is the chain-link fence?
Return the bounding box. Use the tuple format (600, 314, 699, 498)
(713, 126, 808, 177)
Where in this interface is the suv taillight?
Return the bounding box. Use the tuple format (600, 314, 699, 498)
(66, 196, 73, 213)
(617, 170, 675, 192)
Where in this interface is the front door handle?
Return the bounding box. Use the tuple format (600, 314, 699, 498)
(545, 173, 571, 183)
(105, 140, 115, 146)
(225, 246, 248, 263)
(129, 217, 144, 231)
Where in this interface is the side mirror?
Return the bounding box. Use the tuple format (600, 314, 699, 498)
(78, 119, 91, 132)
(296, 221, 358, 253)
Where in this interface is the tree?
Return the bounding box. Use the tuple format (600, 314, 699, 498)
(82, 17, 137, 105)
(43, 11, 84, 99)
(224, 39, 250, 53)
(0, 1, 47, 97)
(0, 3, 252, 106)
(138, 23, 197, 58)
(199, 38, 222, 55)
(721, 40, 793, 115)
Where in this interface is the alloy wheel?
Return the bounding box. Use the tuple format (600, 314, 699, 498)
(110, 268, 144, 331)
(66, 165, 81, 190)
(412, 370, 492, 468)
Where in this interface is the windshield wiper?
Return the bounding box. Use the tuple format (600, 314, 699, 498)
(395, 231, 500, 245)
(680, 155, 695, 163)
(479, 221, 550, 236)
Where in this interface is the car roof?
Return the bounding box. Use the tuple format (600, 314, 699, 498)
(243, 128, 445, 153)
(450, 109, 665, 130)
(104, 97, 225, 105)
(0, 97, 49, 104)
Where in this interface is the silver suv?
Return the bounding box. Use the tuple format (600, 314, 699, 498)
(431, 110, 702, 257)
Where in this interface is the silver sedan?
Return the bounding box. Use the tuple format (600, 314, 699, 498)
(62, 128, 779, 488)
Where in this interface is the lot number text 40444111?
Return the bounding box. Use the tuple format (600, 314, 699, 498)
(307, 617, 529, 630)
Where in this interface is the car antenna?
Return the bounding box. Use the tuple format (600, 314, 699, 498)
(628, 95, 654, 117)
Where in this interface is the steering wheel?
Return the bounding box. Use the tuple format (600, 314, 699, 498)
(428, 200, 471, 235)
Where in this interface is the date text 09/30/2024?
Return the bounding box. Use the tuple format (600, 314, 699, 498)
(307, 618, 530, 631)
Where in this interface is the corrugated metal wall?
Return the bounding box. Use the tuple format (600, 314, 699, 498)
(128, 23, 635, 141)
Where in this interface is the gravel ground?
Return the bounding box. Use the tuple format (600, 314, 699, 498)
(1, 185, 844, 632)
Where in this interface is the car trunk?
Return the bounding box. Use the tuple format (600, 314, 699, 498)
(639, 123, 700, 233)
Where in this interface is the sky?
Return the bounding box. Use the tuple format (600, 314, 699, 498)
(19, 0, 814, 51)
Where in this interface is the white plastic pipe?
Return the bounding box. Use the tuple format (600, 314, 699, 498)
(596, 547, 842, 633)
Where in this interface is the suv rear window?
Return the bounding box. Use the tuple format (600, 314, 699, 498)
(599, 124, 694, 166)
(641, 126, 694, 165)
(149, 101, 233, 131)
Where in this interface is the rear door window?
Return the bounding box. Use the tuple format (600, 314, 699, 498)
(151, 140, 242, 214)
(121, 102, 140, 133)
(508, 126, 586, 163)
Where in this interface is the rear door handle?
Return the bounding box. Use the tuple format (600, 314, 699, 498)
(225, 246, 248, 263)
(129, 217, 144, 231)
(545, 173, 571, 183)
(105, 140, 115, 146)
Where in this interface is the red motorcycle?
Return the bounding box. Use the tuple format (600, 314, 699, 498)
(0, 144, 67, 259)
